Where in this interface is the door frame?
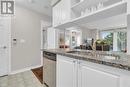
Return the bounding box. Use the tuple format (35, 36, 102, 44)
(40, 21, 46, 66)
(40, 20, 51, 66)
(8, 17, 11, 74)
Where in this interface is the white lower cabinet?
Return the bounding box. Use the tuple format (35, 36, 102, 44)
(57, 55, 130, 87)
(80, 64, 119, 87)
(57, 55, 77, 87)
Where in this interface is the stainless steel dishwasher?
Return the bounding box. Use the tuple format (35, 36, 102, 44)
(43, 51, 56, 87)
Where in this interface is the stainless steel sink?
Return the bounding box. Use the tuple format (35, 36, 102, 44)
(67, 51, 94, 56)
(67, 51, 80, 54)
(97, 54, 120, 60)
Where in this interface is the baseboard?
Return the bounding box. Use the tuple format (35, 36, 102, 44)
(9, 64, 42, 75)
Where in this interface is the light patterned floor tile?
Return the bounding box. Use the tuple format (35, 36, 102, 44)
(0, 71, 44, 87)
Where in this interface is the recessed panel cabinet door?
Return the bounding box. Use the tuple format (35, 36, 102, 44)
(60, 0, 71, 23)
(80, 65, 120, 87)
(57, 55, 76, 87)
(53, 1, 61, 27)
(53, 0, 71, 27)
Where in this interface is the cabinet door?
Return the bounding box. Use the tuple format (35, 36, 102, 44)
(80, 64, 120, 87)
(60, 0, 71, 23)
(53, 0, 71, 27)
(57, 55, 77, 87)
(53, 1, 61, 27)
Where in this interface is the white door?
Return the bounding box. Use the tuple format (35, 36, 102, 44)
(80, 64, 120, 87)
(0, 17, 10, 76)
(57, 55, 77, 87)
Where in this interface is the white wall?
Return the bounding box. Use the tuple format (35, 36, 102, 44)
(47, 27, 57, 49)
(11, 5, 51, 72)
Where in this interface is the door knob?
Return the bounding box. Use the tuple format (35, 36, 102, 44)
(3, 46, 7, 49)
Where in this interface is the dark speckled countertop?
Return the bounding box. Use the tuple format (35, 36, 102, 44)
(43, 49, 130, 71)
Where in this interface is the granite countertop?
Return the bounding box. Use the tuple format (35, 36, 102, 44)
(43, 49, 130, 71)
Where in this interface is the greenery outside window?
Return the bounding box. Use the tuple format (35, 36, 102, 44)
(99, 27, 127, 52)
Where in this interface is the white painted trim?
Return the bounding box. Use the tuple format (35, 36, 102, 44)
(40, 20, 51, 66)
(8, 17, 12, 75)
(40, 20, 46, 66)
(41, 21, 44, 66)
(9, 64, 42, 75)
(51, 0, 61, 7)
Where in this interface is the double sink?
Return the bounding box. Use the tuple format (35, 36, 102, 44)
(67, 51, 120, 60)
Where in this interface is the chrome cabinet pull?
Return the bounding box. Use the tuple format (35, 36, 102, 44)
(73, 60, 76, 63)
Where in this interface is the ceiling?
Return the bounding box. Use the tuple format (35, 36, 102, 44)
(80, 14, 127, 30)
(15, 0, 52, 17)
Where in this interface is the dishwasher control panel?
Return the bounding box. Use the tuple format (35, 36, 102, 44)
(43, 51, 56, 61)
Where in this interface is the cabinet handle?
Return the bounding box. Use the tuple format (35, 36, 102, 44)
(73, 61, 76, 63)
(78, 61, 81, 64)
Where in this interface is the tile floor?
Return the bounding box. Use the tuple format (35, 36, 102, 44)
(0, 71, 44, 87)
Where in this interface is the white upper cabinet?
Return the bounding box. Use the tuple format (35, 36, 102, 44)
(71, 0, 125, 18)
(127, 0, 130, 14)
(61, 0, 71, 24)
(53, 0, 71, 27)
(53, 0, 127, 29)
(53, 1, 61, 27)
(72, 1, 126, 24)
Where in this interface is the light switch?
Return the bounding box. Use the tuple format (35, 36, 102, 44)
(13, 38, 17, 45)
